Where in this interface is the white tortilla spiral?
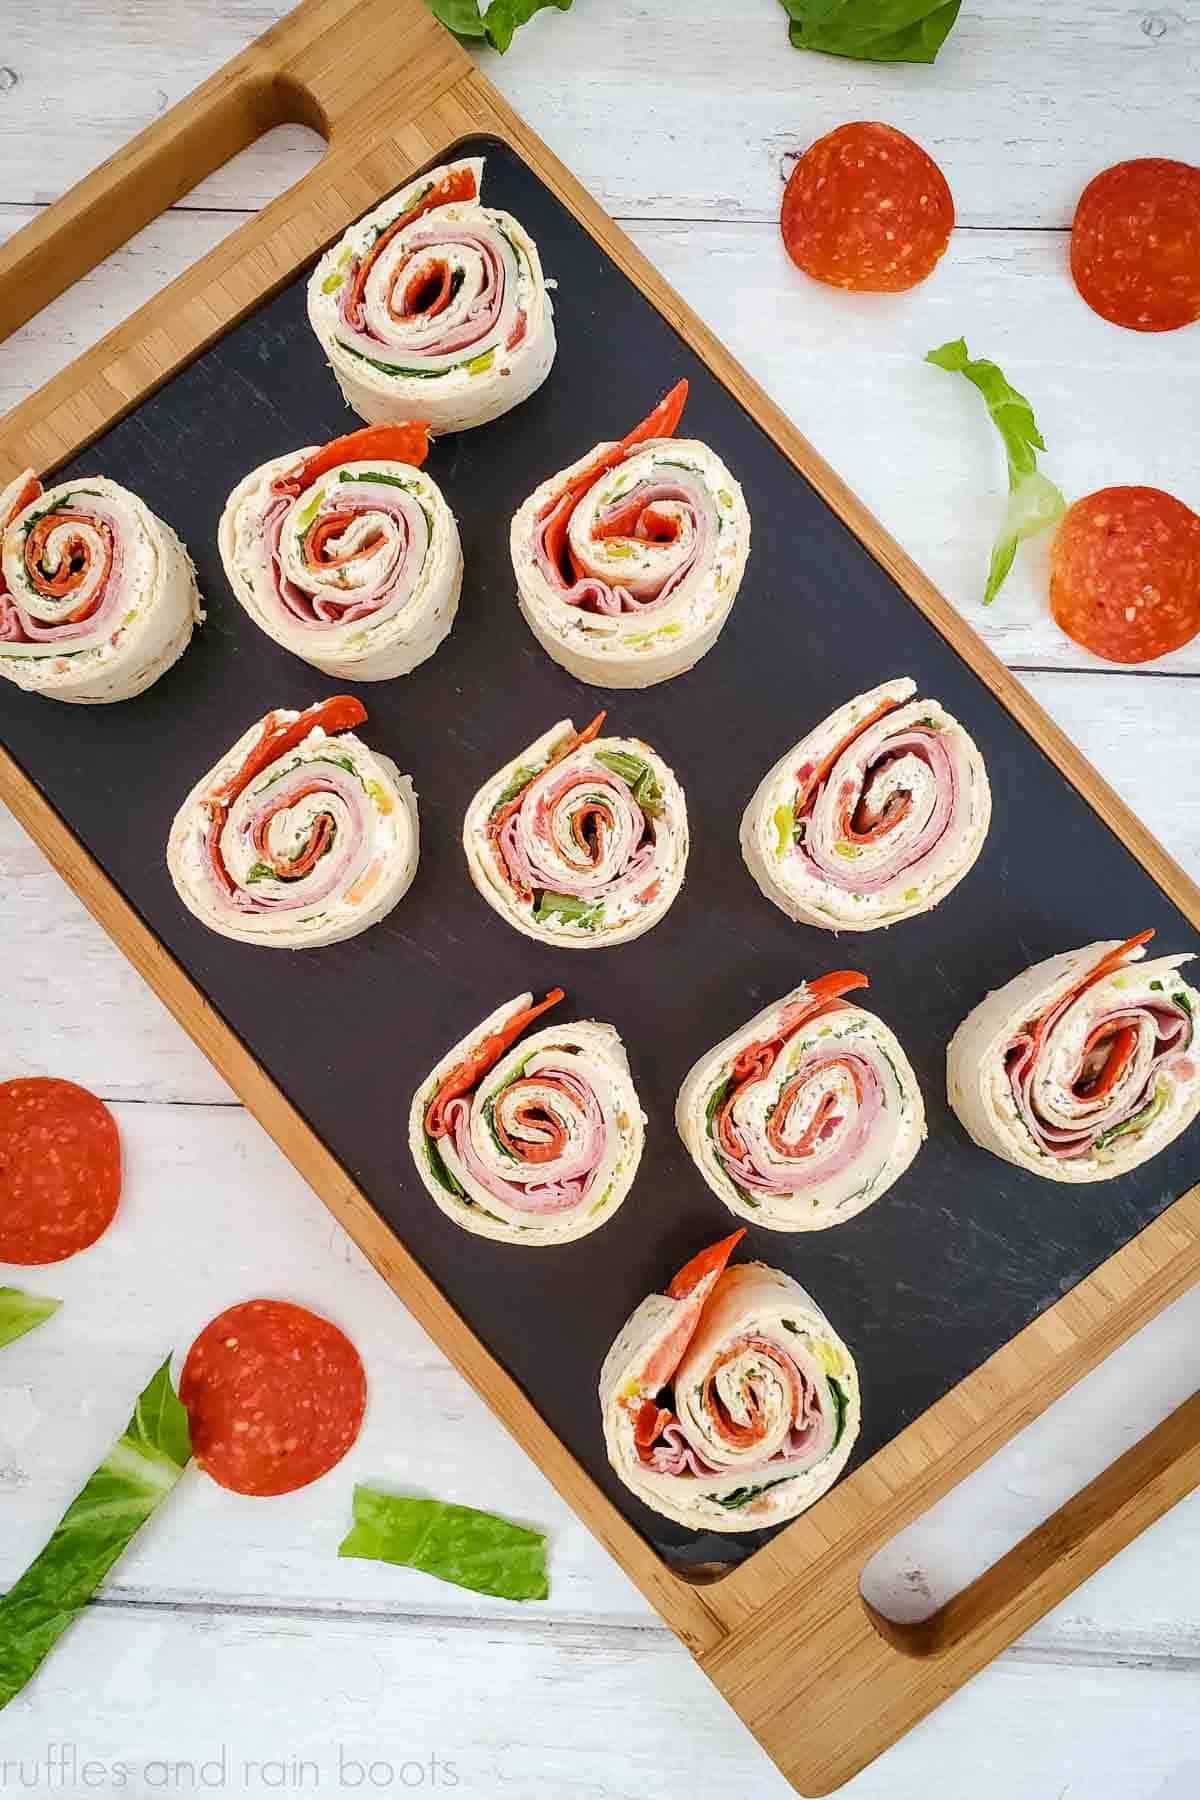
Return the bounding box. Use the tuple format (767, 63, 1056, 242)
(218, 444, 461, 681)
(740, 677, 991, 931)
(600, 1235, 860, 1533)
(676, 976, 925, 1231)
(167, 699, 418, 949)
(511, 428, 750, 688)
(948, 932, 1200, 1182)
(307, 156, 555, 434)
(0, 473, 200, 704)
(411, 990, 645, 1245)
(462, 714, 688, 949)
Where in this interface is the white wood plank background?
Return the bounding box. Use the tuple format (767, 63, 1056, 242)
(1, 2, 1199, 1794)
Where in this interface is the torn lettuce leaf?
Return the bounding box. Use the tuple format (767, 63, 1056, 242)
(0, 1288, 61, 1351)
(781, 0, 962, 63)
(426, 0, 572, 53)
(0, 1358, 191, 1711)
(339, 1486, 549, 1601)
(927, 337, 1067, 605)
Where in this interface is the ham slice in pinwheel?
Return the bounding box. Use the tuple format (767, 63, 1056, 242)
(308, 156, 555, 434)
(600, 1231, 860, 1532)
(740, 677, 991, 931)
(168, 697, 418, 949)
(411, 989, 645, 1245)
(511, 380, 751, 688)
(0, 474, 200, 704)
(219, 425, 461, 681)
(676, 974, 925, 1231)
(948, 931, 1200, 1182)
(462, 712, 688, 949)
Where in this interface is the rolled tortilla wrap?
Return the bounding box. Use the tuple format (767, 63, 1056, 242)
(511, 381, 751, 688)
(740, 677, 991, 931)
(948, 930, 1200, 1182)
(411, 989, 646, 1245)
(0, 475, 200, 704)
(462, 711, 688, 949)
(600, 1231, 860, 1532)
(307, 156, 555, 434)
(168, 696, 418, 949)
(676, 973, 925, 1231)
(218, 425, 461, 682)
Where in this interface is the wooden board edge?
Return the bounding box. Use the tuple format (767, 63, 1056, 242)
(3, 24, 1200, 1789)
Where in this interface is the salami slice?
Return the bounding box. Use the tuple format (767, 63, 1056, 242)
(780, 121, 954, 293)
(181, 1300, 367, 1496)
(0, 1078, 121, 1265)
(1070, 158, 1200, 333)
(1050, 486, 1200, 665)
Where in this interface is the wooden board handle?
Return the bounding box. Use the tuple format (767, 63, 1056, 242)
(705, 1392, 1200, 1794)
(0, 0, 468, 344)
(879, 1388, 1200, 1661)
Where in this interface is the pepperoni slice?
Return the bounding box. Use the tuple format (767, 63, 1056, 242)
(1050, 487, 1200, 664)
(0, 1078, 121, 1265)
(780, 121, 954, 293)
(1070, 159, 1200, 333)
(181, 1300, 367, 1497)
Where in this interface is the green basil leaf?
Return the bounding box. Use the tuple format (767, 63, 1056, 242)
(0, 1358, 190, 1712)
(481, 0, 572, 52)
(927, 337, 1066, 604)
(781, 0, 961, 63)
(339, 1486, 548, 1601)
(426, 0, 571, 52)
(425, 0, 487, 38)
(0, 1288, 61, 1351)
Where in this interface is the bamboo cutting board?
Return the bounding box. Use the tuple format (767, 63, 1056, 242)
(1, 3, 1199, 1790)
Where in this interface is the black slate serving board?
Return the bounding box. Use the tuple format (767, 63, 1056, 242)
(3, 136, 1196, 1568)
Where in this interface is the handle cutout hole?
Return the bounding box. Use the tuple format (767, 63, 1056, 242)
(1, 123, 324, 408)
(861, 1286, 1200, 1641)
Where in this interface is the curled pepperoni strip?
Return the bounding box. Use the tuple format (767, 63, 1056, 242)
(1070, 158, 1200, 333)
(220, 425, 461, 682)
(949, 933, 1200, 1182)
(308, 155, 556, 434)
(600, 1238, 860, 1533)
(1050, 486, 1200, 665)
(676, 977, 926, 1231)
(411, 991, 645, 1245)
(463, 714, 689, 950)
(781, 121, 954, 293)
(181, 1300, 366, 1496)
(741, 677, 991, 931)
(0, 476, 200, 704)
(167, 700, 419, 949)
